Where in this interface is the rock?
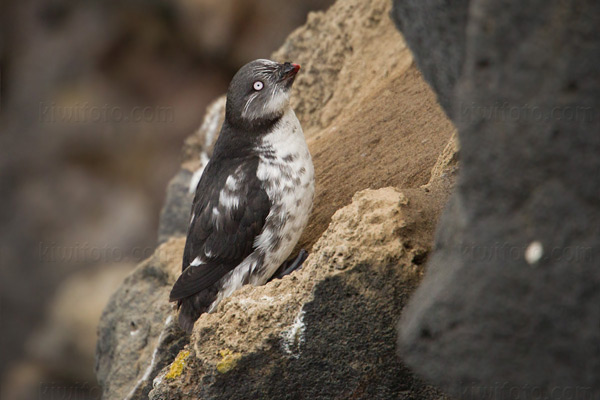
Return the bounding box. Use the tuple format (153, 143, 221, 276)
(158, 169, 194, 244)
(97, 129, 458, 398)
(147, 183, 453, 400)
(96, 179, 457, 400)
(95, 0, 459, 398)
(390, 0, 470, 117)
(95, 239, 188, 400)
(181, 96, 226, 169)
(425, 133, 459, 188)
(395, 0, 600, 399)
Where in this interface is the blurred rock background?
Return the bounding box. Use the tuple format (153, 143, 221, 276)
(0, 0, 333, 398)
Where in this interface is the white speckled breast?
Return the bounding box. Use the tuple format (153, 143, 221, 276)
(207, 107, 314, 311)
(252, 107, 315, 284)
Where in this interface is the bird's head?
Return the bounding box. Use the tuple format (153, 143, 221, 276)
(225, 59, 300, 128)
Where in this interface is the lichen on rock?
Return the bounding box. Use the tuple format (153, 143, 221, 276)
(215, 349, 242, 374)
(165, 350, 190, 380)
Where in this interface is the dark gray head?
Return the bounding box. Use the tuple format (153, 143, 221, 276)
(225, 59, 300, 128)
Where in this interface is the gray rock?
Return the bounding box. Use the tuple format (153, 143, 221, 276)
(396, 1, 600, 399)
(390, 0, 470, 117)
(158, 169, 194, 244)
(95, 240, 187, 400)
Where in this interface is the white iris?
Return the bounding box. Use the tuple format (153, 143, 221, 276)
(253, 81, 264, 91)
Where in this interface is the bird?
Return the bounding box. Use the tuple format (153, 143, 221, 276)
(169, 59, 315, 333)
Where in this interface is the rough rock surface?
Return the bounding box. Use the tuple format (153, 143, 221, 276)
(149, 182, 453, 400)
(96, 0, 458, 398)
(393, 1, 600, 399)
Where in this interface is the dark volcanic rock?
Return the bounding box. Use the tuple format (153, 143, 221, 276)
(396, 1, 600, 399)
(390, 0, 470, 116)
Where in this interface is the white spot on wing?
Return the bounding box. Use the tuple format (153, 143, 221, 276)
(225, 175, 238, 190)
(190, 256, 202, 266)
(219, 168, 245, 213)
(212, 206, 222, 230)
(219, 189, 240, 210)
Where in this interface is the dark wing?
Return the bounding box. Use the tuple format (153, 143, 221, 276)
(169, 156, 270, 302)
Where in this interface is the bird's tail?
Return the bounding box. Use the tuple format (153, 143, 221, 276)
(178, 299, 202, 334)
(176, 287, 219, 334)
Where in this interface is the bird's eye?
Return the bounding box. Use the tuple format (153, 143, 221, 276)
(253, 81, 264, 91)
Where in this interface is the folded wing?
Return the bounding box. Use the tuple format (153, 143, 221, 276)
(169, 157, 270, 302)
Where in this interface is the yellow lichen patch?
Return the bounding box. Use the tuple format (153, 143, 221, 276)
(216, 349, 242, 374)
(165, 350, 190, 380)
